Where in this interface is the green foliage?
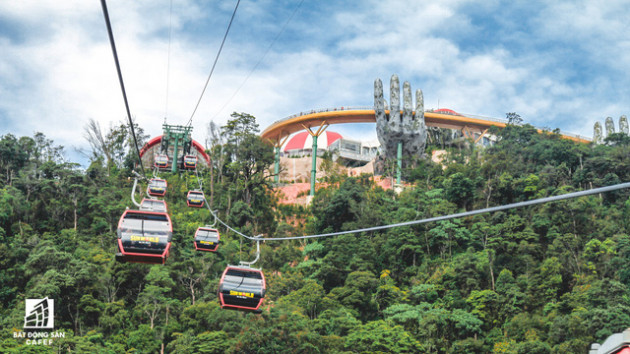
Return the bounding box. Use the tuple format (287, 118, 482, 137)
(515, 340, 551, 354)
(127, 324, 160, 353)
(278, 279, 327, 319)
(443, 172, 476, 208)
(312, 308, 361, 336)
(312, 178, 366, 232)
(1, 123, 629, 352)
(195, 331, 232, 353)
(328, 270, 378, 321)
(344, 320, 423, 353)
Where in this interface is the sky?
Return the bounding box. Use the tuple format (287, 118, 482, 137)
(1, 0, 629, 166)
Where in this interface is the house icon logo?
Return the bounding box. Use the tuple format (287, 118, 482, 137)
(24, 297, 54, 329)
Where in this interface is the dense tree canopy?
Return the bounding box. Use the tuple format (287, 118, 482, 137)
(1, 115, 629, 353)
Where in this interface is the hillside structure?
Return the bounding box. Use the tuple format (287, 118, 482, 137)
(262, 76, 593, 195)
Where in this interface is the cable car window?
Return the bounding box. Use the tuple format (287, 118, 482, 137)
(225, 268, 263, 279)
(197, 229, 218, 239)
(143, 222, 171, 237)
(140, 200, 167, 213)
(125, 212, 168, 222)
(120, 219, 143, 232)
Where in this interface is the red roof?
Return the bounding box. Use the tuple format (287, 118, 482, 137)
(434, 108, 461, 116)
(284, 131, 342, 151)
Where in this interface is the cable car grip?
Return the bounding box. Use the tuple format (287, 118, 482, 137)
(238, 235, 263, 267)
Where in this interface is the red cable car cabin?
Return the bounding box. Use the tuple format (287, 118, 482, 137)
(147, 178, 167, 197)
(218, 266, 266, 312)
(140, 198, 168, 213)
(116, 210, 172, 264)
(183, 155, 197, 169)
(187, 190, 205, 208)
(154, 154, 169, 169)
(194, 227, 220, 252)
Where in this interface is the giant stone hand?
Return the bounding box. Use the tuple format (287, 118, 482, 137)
(375, 75, 427, 159)
(605, 117, 616, 136)
(620, 115, 629, 135)
(593, 122, 603, 144)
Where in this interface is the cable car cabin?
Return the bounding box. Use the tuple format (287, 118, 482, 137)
(116, 210, 172, 264)
(154, 154, 169, 169)
(147, 178, 167, 197)
(139, 198, 168, 213)
(183, 155, 197, 169)
(187, 190, 205, 208)
(194, 227, 220, 252)
(218, 266, 266, 312)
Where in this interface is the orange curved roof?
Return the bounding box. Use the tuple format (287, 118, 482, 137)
(261, 108, 591, 144)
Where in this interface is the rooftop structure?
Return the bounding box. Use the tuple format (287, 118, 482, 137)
(262, 107, 591, 147)
(284, 131, 342, 156)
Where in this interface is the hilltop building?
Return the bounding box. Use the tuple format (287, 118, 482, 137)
(282, 130, 380, 167)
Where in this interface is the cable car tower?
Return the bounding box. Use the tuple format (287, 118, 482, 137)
(159, 124, 195, 173)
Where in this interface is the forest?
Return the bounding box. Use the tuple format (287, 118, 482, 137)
(1, 112, 630, 353)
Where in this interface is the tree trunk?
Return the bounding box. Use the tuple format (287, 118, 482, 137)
(486, 182, 492, 208)
(489, 255, 495, 291)
(149, 307, 157, 330)
(483, 233, 496, 291)
(68, 303, 80, 335)
(73, 196, 78, 230)
(226, 194, 231, 223)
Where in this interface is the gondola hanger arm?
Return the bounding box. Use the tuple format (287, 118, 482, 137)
(239, 235, 263, 267)
(130, 177, 141, 208)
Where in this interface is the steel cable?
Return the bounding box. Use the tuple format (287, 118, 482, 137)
(186, 0, 241, 127)
(200, 180, 630, 241)
(100, 0, 147, 177)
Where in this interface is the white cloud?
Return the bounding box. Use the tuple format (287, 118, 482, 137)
(2, 0, 630, 166)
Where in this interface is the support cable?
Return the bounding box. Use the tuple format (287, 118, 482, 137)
(100, 0, 147, 177)
(204, 181, 630, 242)
(211, 0, 305, 120)
(186, 0, 241, 127)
